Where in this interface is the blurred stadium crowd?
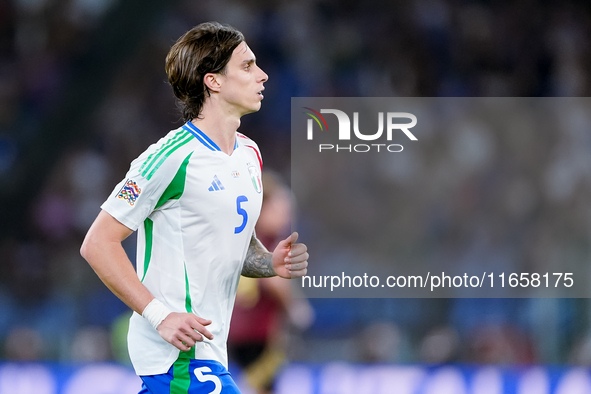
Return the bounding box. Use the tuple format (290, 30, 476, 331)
(0, 0, 590, 374)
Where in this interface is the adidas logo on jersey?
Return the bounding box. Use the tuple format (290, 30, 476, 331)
(208, 175, 225, 191)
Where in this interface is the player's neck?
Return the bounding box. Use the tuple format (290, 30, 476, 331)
(191, 107, 241, 155)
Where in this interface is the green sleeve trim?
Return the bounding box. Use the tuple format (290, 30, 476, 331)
(139, 129, 190, 178)
(155, 152, 193, 210)
(140, 218, 153, 282)
(146, 135, 193, 180)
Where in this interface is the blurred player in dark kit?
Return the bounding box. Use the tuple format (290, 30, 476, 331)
(229, 172, 314, 393)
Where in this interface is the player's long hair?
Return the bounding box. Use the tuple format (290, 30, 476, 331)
(165, 22, 244, 122)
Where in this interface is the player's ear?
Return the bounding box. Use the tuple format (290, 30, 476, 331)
(203, 73, 221, 93)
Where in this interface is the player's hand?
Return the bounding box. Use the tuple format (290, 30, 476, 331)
(272, 232, 308, 279)
(157, 312, 214, 352)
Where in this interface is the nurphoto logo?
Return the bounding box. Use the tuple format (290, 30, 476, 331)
(303, 107, 417, 153)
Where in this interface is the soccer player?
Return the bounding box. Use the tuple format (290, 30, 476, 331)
(80, 21, 309, 394)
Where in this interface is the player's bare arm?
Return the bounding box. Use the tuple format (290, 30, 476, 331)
(242, 234, 275, 277)
(80, 210, 153, 314)
(242, 232, 309, 279)
(80, 210, 213, 352)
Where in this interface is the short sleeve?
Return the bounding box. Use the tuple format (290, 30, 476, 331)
(101, 133, 193, 231)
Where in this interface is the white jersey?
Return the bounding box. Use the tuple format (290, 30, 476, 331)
(101, 121, 263, 375)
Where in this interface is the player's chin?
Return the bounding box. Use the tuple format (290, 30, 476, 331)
(241, 104, 261, 116)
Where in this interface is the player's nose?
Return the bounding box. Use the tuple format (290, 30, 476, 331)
(258, 67, 268, 83)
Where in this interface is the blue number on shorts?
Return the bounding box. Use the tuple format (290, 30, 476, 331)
(234, 195, 248, 234)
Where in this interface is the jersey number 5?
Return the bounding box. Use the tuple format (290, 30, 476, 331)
(234, 195, 248, 234)
(194, 366, 222, 394)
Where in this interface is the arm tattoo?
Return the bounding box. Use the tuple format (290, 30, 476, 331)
(241, 235, 276, 278)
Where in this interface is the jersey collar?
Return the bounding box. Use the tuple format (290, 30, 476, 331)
(184, 121, 239, 152)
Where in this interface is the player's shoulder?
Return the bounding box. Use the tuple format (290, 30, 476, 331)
(236, 132, 261, 152)
(236, 132, 258, 146)
(236, 132, 262, 165)
(131, 125, 196, 181)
